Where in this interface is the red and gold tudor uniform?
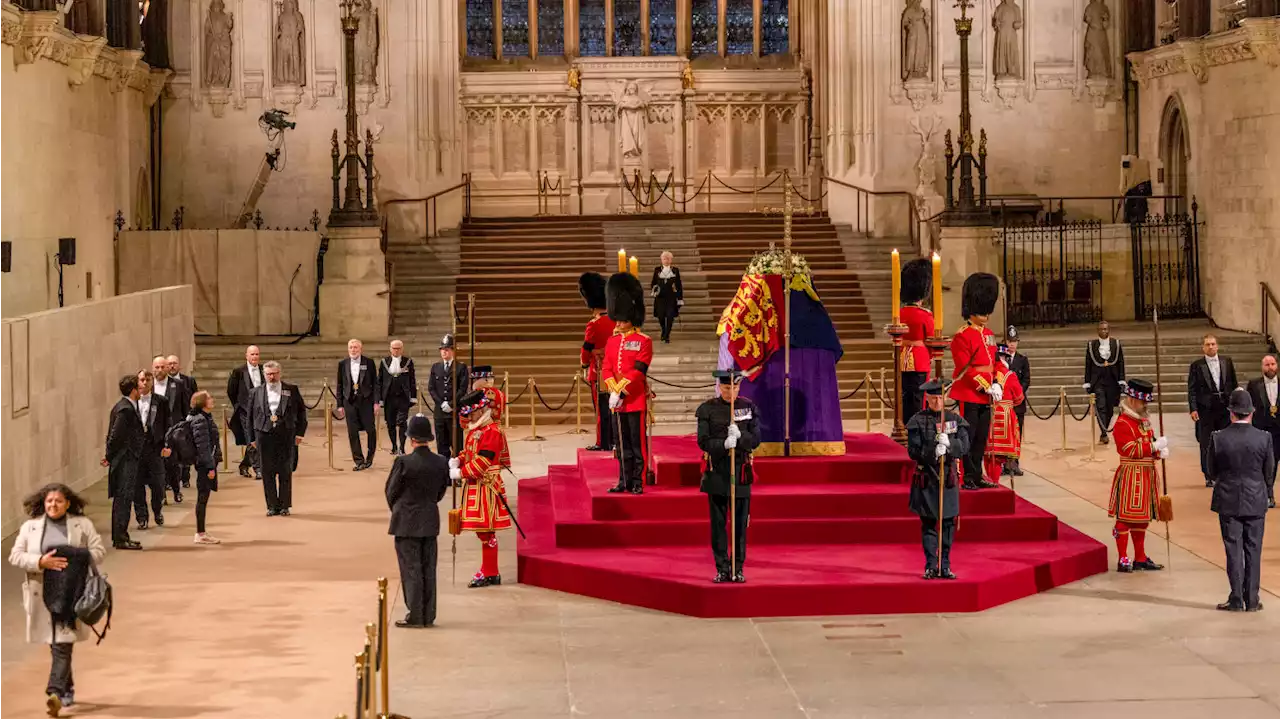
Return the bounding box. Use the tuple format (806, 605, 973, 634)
(455, 390, 512, 588)
(983, 349, 1025, 483)
(1107, 379, 1166, 573)
(603, 271, 653, 494)
(899, 258, 936, 422)
(470, 365, 511, 463)
(949, 272, 1003, 489)
(579, 272, 616, 451)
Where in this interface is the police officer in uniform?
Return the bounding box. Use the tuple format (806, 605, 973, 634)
(696, 369, 760, 583)
(906, 380, 972, 579)
(428, 334, 468, 459)
(385, 415, 450, 627)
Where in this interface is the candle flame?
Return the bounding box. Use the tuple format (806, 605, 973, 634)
(931, 251, 940, 260)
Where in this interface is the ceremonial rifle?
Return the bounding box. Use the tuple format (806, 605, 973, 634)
(1152, 308, 1174, 569)
(936, 334, 984, 575)
(729, 373, 739, 579)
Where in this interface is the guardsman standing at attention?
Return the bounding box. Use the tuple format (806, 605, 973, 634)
(696, 370, 761, 583)
(603, 271, 653, 495)
(906, 380, 971, 579)
(579, 272, 616, 451)
(949, 273, 1002, 490)
(448, 390, 513, 588)
(1108, 378, 1168, 573)
(899, 258, 936, 423)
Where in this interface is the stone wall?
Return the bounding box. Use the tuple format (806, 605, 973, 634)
(1129, 19, 1280, 332)
(0, 286, 195, 536)
(0, 5, 164, 318)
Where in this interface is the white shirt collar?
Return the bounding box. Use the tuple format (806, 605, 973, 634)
(350, 356, 362, 381)
(1205, 355, 1219, 364)
(389, 356, 402, 373)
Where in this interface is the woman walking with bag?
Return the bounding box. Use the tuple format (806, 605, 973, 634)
(187, 390, 224, 545)
(9, 484, 106, 716)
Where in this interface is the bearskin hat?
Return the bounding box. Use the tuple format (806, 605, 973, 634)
(960, 272, 1000, 319)
(578, 272, 608, 310)
(606, 271, 645, 327)
(900, 258, 933, 305)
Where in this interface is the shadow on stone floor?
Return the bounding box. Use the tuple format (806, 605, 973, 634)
(65, 702, 232, 717)
(135, 538, 306, 552)
(1052, 587, 1219, 610)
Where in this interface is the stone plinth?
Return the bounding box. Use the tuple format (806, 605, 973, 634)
(319, 225, 388, 340)
(938, 224, 1006, 335)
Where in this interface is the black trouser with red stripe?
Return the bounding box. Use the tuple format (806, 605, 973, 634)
(960, 401, 991, 485)
(594, 390, 615, 449)
(615, 410, 647, 491)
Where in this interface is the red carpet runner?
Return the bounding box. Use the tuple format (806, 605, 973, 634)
(517, 433, 1107, 617)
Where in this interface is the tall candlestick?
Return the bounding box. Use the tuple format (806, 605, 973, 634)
(618, 248, 627, 273)
(629, 256, 639, 278)
(931, 251, 943, 335)
(890, 249, 901, 325)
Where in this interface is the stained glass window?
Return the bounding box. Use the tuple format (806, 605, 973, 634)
(649, 0, 677, 55)
(501, 0, 530, 57)
(725, 0, 753, 55)
(761, 0, 789, 55)
(690, 0, 718, 56)
(537, 0, 564, 57)
(613, 0, 642, 56)
(579, 0, 606, 56)
(466, 0, 495, 58)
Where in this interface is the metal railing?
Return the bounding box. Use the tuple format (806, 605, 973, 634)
(823, 176, 920, 253)
(381, 173, 473, 245)
(1263, 282, 1280, 354)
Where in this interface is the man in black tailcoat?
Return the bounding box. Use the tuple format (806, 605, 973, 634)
(248, 361, 308, 515)
(226, 345, 265, 478)
(386, 415, 450, 628)
(428, 334, 468, 459)
(1247, 353, 1280, 485)
(1189, 333, 1239, 488)
(104, 374, 146, 550)
(1208, 389, 1275, 612)
(380, 339, 421, 456)
(1084, 321, 1125, 445)
(337, 338, 380, 471)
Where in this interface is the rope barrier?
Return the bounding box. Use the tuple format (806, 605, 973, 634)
(713, 172, 783, 195)
(533, 377, 578, 412)
(649, 376, 718, 390)
(840, 375, 869, 401)
(1024, 394, 1064, 421)
(1062, 394, 1093, 422)
(305, 384, 337, 410)
(784, 178, 829, 203)
(508, 380, 531, 405)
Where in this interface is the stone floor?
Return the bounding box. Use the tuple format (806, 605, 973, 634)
(3, 410, 1280, 718)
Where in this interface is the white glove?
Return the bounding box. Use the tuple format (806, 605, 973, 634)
(1154, 436, 1168, 451)
(1159, 447, 1170, 459)
(676, 299, 684, 307)
(935, 442, 948, 458)
(449, 467, 462, 481)
(1119, 380, 1128, 388)
(609, 392, 622, 410)
(987, 383, 1004, 402)
(724, 435, 738, 450)
(1083, 383, 1091, 390)
(448, 457, 460, 470)
(937, 431, 951, 448)
(727, 423, 741, 440)
(409, 398, 417, 406)
(441, 401, 451, 413)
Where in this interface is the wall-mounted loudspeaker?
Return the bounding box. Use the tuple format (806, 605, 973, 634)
(58, 237, 76, 266)
(1, 241, 11, 273)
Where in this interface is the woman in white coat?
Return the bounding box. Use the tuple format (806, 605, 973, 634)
(9, 483, 106, 717)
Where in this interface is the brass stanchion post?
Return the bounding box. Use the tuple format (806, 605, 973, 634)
(571, 372, 588, 434)
(353, 653, 365, 719)
(364, 623, 376, 719)
(326, 397, 336, 470)
(525, 379, 545, 441)
(706, 169, 713, 212)
(377, 577, 389, 716)
(1059, 386, 1069, 452)
(878, 366, 887, 425)
(1088, 393, 1097, 461)
(864, 373, 872, 433)
(503, 371, 511, 431)
(752, 165, 759, 212)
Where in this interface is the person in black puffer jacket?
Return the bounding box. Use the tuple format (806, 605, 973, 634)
(188, 391, 224, 545)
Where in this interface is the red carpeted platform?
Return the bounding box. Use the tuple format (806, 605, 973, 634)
(516, 433, 1107, 617)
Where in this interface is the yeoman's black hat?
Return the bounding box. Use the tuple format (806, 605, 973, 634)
(1123, 378, 1155, 401)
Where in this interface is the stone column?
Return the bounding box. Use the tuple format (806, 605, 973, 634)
(318, 226, 389, 340)
(938, 225, 1006, 334)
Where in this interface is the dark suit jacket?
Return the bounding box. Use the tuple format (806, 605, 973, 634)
(1008, 353, 1031, 394)
(246, 381, 309, 442)
(226, 364, 264, 410)
(1084, 338, 1125, 397)
(105, 397, 146, 498)
(137, 393, 172, 455)
(337, 356, 379, 407)
(176, 373, 198, 394)
(379, 356, 418, 404)
(1248, 376, 1280, 437)
(427, 361, 468, 417)
(1208, 422, 1276, 516)
(152, 377, 185, 429)
(385, 446, 450, 537)
(1188, 355, 1239, 416)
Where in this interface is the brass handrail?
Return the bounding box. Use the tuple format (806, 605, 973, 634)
(1263, 282, 1280, 352)
(822, 176, 920, 253)
(380, 173, 473, 242)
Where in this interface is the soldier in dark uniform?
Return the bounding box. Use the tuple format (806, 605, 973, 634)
(427, 334, 468, 459)
(696, 369, 761, 583)
(906, 380, 972, 580)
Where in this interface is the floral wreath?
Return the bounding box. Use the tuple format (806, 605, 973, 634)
(745, 246, 812, 278)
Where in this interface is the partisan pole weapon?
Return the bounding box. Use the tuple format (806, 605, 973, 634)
(449, 295, 459, 586)
(729, 372, 739, 579)
(1152, 307, 1174, 569)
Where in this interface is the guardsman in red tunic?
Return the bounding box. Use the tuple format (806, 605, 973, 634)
(900, 258, 936, 422)
(603, 272, 654, 495)
(448, 390, 513, 588)
(579, 272, 617, 451)
(949, 273, 1003, 489)
(984, 346, 1025, 483)
(1107, 378, 1168, 573)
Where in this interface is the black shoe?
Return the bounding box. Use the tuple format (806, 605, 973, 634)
(280, 508, 291, 516)
(239, 466, 252, 478)
(1132, 558, 1164, 571)
(973, 479, 1000, 489)
(136, 519, 149, 531)
(254, 472, 262, 481)
(468, 576, 491, 588)
(923, 568, 939, 580)
(182, 480, 191, 489)
(713, 572, 731, 583)
(607, 484, 627, 493)
(154, 513, 164, 526)
(586, 445, 603, 451)
(1247, 602, 1264, 612)
(1116, 558, 1133, 573)
(1099, 432, 1109, 445)
(733, 572, 745, 583)
(1217, 601, 1245, 612)
(489, 575, 502, 586)
(1012, 462, 1025, 477)
(1001, 464, 1013, 476)
(940, 568, 957, 580)
(629, 486, 644, 495)
(395, 620, 430, 628)
(267, 509, 281, 517)
(113, 540, 142, 551)
(174, 492, 184, 504)
(353, 462, 366, 472)
(1205, 478, 1216, 488)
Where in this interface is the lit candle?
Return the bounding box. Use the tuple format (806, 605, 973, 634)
(618, 248, 627, 273)
(931, 251, 943, 336)
(629, 256, 639, 278)
(890, 249, 901, 325)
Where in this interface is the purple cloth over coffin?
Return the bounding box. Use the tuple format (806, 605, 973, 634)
(721, 332, 843, 454)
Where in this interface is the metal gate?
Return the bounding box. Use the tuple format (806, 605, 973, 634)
(999, 219, 1104, 328)
(1131, 204, 1203, 320)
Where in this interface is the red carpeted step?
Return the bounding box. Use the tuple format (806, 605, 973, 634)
(642, 434, 914, 487)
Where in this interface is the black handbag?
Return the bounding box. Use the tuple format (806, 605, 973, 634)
(74, 564, 113, 645)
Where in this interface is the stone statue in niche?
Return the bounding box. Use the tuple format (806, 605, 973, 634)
(992, 0, 1023, 79)
(612, 80, 651, 162)
(901, 0, 931, 81)
(354, 0, 378, 85)
(203, 0, 234, 89)
(1083, 0, 1113, 79)
(274, 0, 307, 86)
